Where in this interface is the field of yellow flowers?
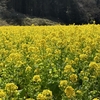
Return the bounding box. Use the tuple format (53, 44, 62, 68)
(0, 24, 100, 100)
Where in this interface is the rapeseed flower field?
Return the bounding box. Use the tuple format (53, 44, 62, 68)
(0, 24, 100, 100)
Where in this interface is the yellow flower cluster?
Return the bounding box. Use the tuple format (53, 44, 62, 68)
(25, 66, 32, 72)
(79, 54, 88, 61)
(6, 53, 22, 62)
(32, 75, 41, 83)
(37, 89, 52, 100)
(89, 62, 99, 70)
(89, 62, 100, 76)
(64, 65, 75, 73)
(59, 80, 68, 88)
(93, 98, 99, 100)
(76, 90, 82, 95)
(5, 83, 18, 94)
(69, 74, 78, 82)
(0, 89, 6, 98)
(64, 86, 75, 98)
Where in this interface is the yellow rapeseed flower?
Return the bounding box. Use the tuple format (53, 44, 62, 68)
(79, 54, 88, 61)
(0, 89, 6, 98)
(54, 49, 61, 55)
(76, 90, 82, 95)
(93, 98, 99, 100)
(5, 83, 18, 94)
(0, 63, 4, 67)
(83, 46, 91, 54)
(65, 57, 69, 63)
(64, 65, 75, 73)
(25, 66, 32, 72)
(74, 57, 79, 63)
(37, 93, 46, 100)
(28, 47, 35, 52)
(59, 80, 68, 88)
(89, 62, 98, 70)
(70, 74, 78, 82)
(37, 89, 52, 100)
(83, 76, 89, 81)
(42, 89, 52, 99)
(64, 86, 75, 98)
(6, 53, 22, 62)
(40, 39, 46, 45)
(32, 75, 41, 82)
(94, 56, 100, 63)
(46, 48, 52, 53)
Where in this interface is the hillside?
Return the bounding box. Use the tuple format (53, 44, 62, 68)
(0, 0, 100, 25)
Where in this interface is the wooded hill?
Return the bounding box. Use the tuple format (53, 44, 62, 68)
(0, 0, 100, 25)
